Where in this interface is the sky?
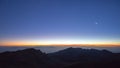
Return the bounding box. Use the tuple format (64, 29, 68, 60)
(0, 0, 120, 46)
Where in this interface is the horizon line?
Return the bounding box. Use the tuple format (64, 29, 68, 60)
(0, 43, 120, 47)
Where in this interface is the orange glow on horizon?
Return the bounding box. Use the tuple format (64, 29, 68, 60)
(1, 37, 120, 47)
(0, 41, 120, 47)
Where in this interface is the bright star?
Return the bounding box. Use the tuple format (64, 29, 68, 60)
(95, 22, 98, 24)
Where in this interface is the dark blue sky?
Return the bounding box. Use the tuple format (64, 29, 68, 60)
(0, 0, 120, 45)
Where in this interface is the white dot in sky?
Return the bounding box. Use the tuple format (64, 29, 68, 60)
(95, 22, 98, 24)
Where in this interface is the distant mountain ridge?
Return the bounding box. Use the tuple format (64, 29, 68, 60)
(49, 47, 120, 62)
(0, 47, 120, 68)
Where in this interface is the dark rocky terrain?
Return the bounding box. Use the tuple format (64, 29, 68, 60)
(0, 47, 120, 68)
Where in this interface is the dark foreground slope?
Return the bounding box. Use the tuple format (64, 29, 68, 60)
(0, 47, 120, 68)
(0, 48, 61, 68)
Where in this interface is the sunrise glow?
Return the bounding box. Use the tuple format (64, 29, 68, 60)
(1, 39, 120, 47)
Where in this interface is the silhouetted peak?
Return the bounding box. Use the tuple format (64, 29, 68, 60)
(101, 49, 112, 53)
(0, 48, 58, 68)
(49, 47, 113, 59)
(66, 47, 82, 50)
(59, 47, 112, 53)
(54, 47, 108, 55)
(18, 48, 40, 52)
(22, 48, 37, 51)
(67, 47, 73, 49)
(59, 47, 83, 52)
(0, 48, 47, 61)
(16, 48, 43, 54)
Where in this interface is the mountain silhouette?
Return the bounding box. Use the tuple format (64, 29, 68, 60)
(49, 47, 120, 68)
(0, 47, 120, 68)
(48, 47, 115, 62)
(0, 48, 61, 68)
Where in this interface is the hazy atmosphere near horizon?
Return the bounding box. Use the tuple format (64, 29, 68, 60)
(0, 0, 120, 52)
